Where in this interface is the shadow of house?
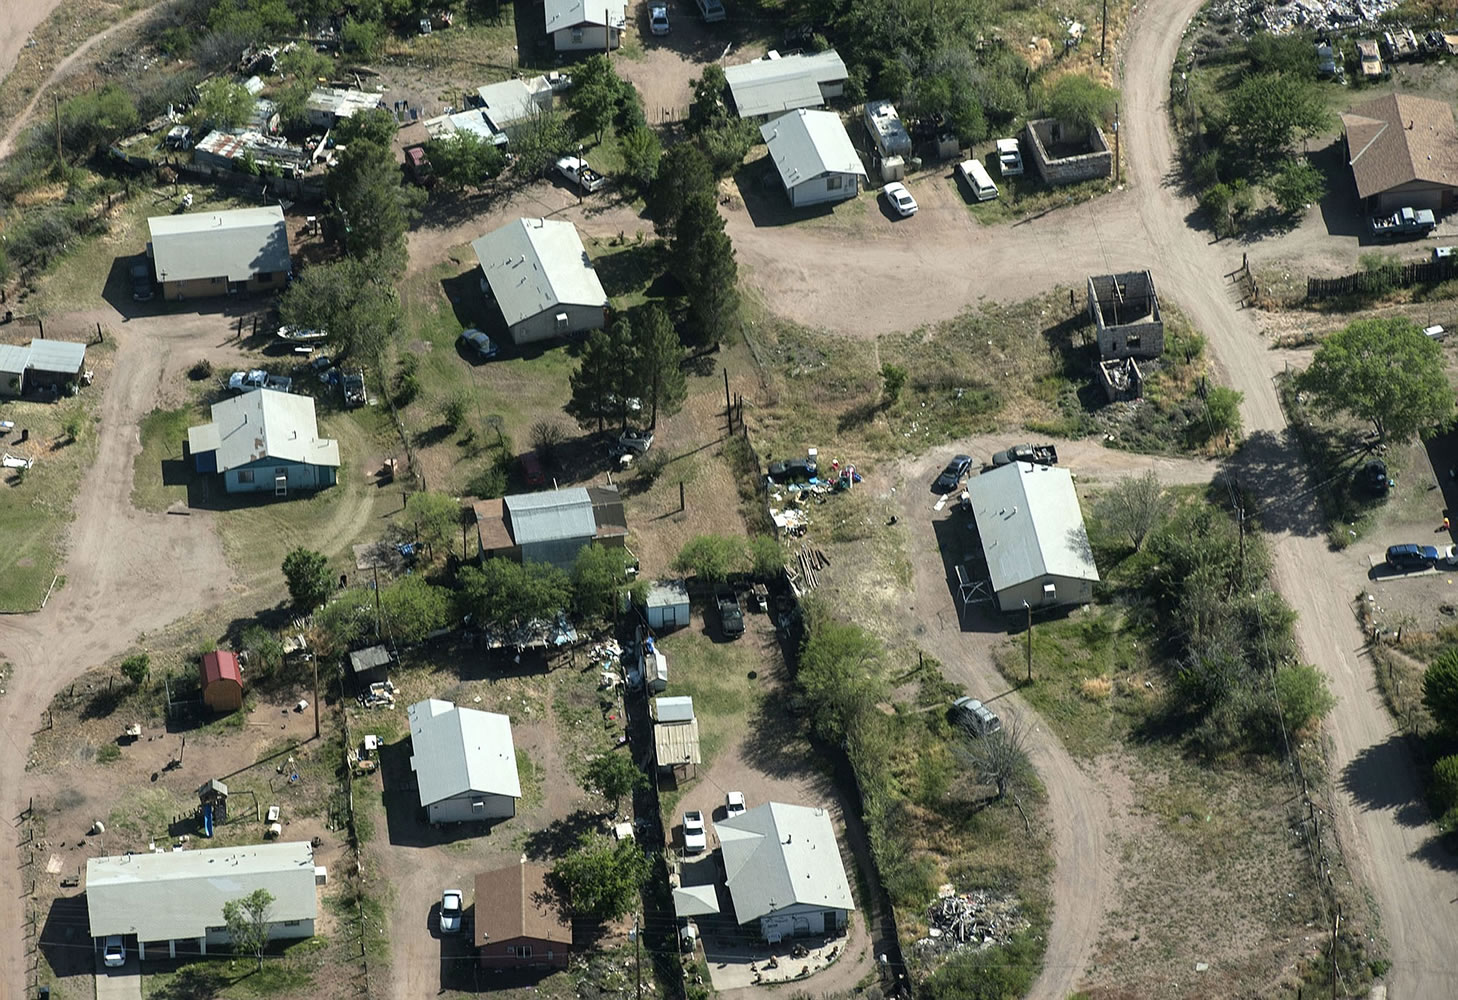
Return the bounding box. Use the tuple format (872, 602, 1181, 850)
(39, 894, 94, 979)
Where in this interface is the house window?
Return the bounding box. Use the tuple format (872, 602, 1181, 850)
(571, 27, 584, 42)
(1127, 335, 1142, 349)
(555, 313, 569, 332)
(282, 920, 302, 927)
(238, 470, 255, 484)
(212, 276, 225, 284)
(826, 175, 843, 190)
(519, 945, 533, 958)
(471, 798, 485, 811)
(505, 946, 516, 956)
(206, 925, 226, 934)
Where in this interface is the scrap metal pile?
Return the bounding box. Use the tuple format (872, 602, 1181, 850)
(1209, 0, 1404, 35)
(915, 888, 1030, 955)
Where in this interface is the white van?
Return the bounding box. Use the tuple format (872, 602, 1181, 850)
(958, 158, 999, 202)
(696, 0, 725, 21)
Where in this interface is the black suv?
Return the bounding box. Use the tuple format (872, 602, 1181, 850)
(716, 589, 744, 639)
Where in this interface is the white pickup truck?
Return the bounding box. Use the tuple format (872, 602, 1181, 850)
(556, 156, 605, 192)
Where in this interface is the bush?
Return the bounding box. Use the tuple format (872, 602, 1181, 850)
(1268, 159, 1325, 215)
(1431, 755, 1458, 816)
(1274, 663, 1335, 731)
(120, 653, 150, 686)
(1423, 650, 1458, 734)
(634, 448, 669, 485)
(189, 359, 213, 381)
(467, 460, 509, 499)
(440, 391, 470, 430)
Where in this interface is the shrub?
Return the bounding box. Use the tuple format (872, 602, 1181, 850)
(1274, 663, 1335, 731)
(189, 359, 213, 381)
(120, 653, 150, 686)
(1431, 755, 1458, 816)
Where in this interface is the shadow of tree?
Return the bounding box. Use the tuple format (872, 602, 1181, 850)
(149, 965, 229, 1000)
(521, 808, 603, 861)
(1340, 735, 1432, 827)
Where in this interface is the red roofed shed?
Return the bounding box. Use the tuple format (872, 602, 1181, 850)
(200, 651, 244, 713)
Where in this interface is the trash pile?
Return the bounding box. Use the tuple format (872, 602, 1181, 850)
(915, 887, 1030, 955)
(766, 456, 864, 539)
(1210, 0, 1405, 35)
(478, 614, 578, 651)
(358, 679, 397, 710)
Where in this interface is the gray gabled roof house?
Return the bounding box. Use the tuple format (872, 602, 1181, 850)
(473, 485, 628, 570)
(716, 802, 855, 942)
(147, 206, 291, 301)
(407, 698, 522, 824)
(963, 461, 1099, 612)
(472, 218, 609, 345)
(187, 388, 340, 496)
(761, 109, 867, 209)
(725, 50, 848, 119)
(0, 339, 87, 398)
(545, 0, 625, 52)
(86, 841, 318, 961)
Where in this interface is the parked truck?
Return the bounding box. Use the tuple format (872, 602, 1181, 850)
(555, 156, 605, 192)
(1370, 206, 1436, 240)
(991, 443, 1058, 467)
(342, 370, 367, 408)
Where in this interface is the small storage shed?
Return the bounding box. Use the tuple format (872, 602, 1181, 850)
(644, 580, 690, 631)
(348, 645, 392, 687)
(199, 651, 244, 712)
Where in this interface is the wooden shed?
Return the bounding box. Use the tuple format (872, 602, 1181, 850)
(199, 651, 244, 712)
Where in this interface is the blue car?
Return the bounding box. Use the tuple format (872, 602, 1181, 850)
(1386, 544, 1440, 570)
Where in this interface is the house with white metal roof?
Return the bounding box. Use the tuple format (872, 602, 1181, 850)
(760, 109, 867, 208)
(304, 87, 384, 127)
(146, 206, 291, 300)
(545, 0, 625, 51)
(407, 698, 522, 823)
(86, 841, 318, 961)
(716, 802, 855, 942)
(472, 218, 609, 344)
(187, 388, 340, 495)
(963, 461, 1100, 612)
(478, 76, 555, 135)
(0, 339, 87, 398)
(725, 50, 848, 119)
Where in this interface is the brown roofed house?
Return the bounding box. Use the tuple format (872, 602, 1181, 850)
(474, 861, 571, 969)
(1340, 93, 1458, 214)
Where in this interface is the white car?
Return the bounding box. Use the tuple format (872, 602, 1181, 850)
(883, 182, 917, 217)
(725, 791, 746, 818)
(996, 137, 1024, 176)
(103, 935, 126, 967)
(649, 3, 670, 34)
(683, 810, 707, 853)
(440, 889, 463, 933)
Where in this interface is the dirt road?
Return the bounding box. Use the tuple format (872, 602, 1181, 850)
(1119, 1, 1458, 996)
(0, 308, 236, 996)
(0, 0, 66, 94)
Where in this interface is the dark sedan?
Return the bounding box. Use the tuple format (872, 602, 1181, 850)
(931, 454, 974, 494)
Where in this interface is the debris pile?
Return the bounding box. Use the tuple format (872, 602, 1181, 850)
(916, 888, 1030, 955)
(1207, 0, 1405, 36)
(359, 680, 396, 710)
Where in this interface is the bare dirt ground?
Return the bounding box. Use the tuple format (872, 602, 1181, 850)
(0, 0, 70, 92)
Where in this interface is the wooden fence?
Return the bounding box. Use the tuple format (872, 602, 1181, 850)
(1307, 256, 1458, 299)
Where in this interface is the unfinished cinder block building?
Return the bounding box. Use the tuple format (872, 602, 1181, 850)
(1087, 271, 1164, 360)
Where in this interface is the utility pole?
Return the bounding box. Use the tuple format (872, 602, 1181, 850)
(723, 368, 732, 435)
(54, 95, 62, 164)
(1023, 601, 1033, 683)
(1330, 906, 1340, 1000)
(1099, 0, 1108, 66)
(311, 656, 320, 740)
(634, 916, 642, 1000)
(1112, 105, 1121, 185)
(372, 564, 382, 637)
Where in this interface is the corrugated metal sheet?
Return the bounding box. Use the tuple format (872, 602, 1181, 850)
(504, 488, 596, 545)
(199, 651, 242, 686)
(472, 219, 608, 330)
(86, 842, 316, 941)
(26, 339, 85, 374)
(964, 462, 1100, 596)
(0, 344, 29, 376)
(760, 109, 866, 192)
(192, 389, 339, 473)
(408, 699, 521, 808)
(148, 206, 290, 284)
(653, 718, 701, 767)
(725, 50, 847, 118)
(716, 803, 855, 924)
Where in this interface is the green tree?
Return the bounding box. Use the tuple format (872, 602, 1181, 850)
(565, 329, 618, 434)
(672, 193, 739, 347)
(798, 612, 887, 743)
(1295, 317, 1451, 441)
(1225, 72, 1332, 160)
(274, 46, 334, 129)
(120, 652, 150, 687)
(648, 144, 713, 235)
(1432, 754, 1458, 819)
(340, 16, 383, 57)
(635, 304, 685, 429)
(581, 752, 646, 817)
(1268, 158, 1326, 215)
(1042, 73, 1118, 133)
(193, 78, 253, 131)
(424, 132, 505, 190)
(335, 107, 399, 148)
(1423, 649, 1458, 735)
(457, 559, 572, 631)
(1195, 385, 1244, 445)
(278, 258, 401, 363)
(511, 104, 573, 178)
(688, 64, 731, 131)
(673, 535, 747, 582)
(1274, 664, 1336, 731)
(241, 624, 284, 674)
(572, 544, 634, 622)
(880, 363, 907, 407)
(404, 491, 463, 558)
(327, 127, 420, 273)
(379, 576, 453, 642)
(620, 127, 662, 189)
(282, 548, 332, 608)
(551, 836, 650, 919)
(441, 390, 471, 431)
(314, 587, 376, 651)
(569, 55, 621, 143)
(698, 117, 758, 176)
(55, 85, 138, 160)
(1095, 470, 1171, 552)
(222, 888, 275, 972)
(747, 535, 783, 578)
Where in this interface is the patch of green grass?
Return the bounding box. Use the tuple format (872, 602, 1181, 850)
(107, 786, 189, 843)
(132, 405, 199, 512)
(954, 165, 1115, 227)
(96, 743, 121, 764)
(0, 389, 99, 610)
(992, 607, 1159, 758)
(141, 944, 319, 999)
(516, 747, 544, 809)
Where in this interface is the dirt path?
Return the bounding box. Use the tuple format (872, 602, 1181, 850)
(0, 2, 162, 160)
(1120, 1, 1458, 996)
(0, 308, 235, 995)
(0, 0, 67, 94)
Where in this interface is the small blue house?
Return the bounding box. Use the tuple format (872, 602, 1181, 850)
(187, 389, 339, 495)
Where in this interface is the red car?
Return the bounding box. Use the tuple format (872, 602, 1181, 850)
(520, 451, 546, 487)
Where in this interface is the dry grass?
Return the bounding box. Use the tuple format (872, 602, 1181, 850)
(1080, 675, 1113, 701)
